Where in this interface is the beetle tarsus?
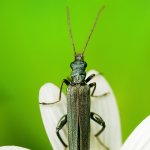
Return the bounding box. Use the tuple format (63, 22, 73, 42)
(39, 101, 60, 105)
(91, 92, 110, 98)
(95, 137, 110, 150)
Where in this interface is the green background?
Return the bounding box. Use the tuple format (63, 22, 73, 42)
(0, 0, 150, 149)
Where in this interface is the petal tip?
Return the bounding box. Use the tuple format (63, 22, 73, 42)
(39, 82, 60, 103)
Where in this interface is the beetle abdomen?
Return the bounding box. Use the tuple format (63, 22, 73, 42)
(67, 84, 90, 150)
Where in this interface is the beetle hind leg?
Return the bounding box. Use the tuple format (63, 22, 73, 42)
(90, 112, 109, 150)
(56, 114, 68, 148)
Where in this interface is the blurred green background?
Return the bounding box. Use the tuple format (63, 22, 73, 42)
(0, 0, 150, 149)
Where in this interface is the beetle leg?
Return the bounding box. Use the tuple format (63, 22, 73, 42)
(85, 72, 104, 83)
(59, 79, 70, 101)
(56, 114, 68, 148)
(90, 112, 109, 150)
(89, 82, 109, 97)
(89, 82, 96, 96)
(85, 74, 95, 83)
(39, 79, 70, 105)
(90, 112, 105, 136)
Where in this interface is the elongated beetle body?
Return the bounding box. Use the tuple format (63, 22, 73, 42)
(40, 5, 109, 150)
(67, 54, 90, 150)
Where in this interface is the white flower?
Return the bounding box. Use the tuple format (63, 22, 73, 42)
(121, 115, 150, 150)
(1, 70, 150, 150)
(39, 70, 121, 150)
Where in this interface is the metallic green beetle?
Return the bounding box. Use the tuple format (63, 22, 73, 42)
(40, 5, 109, 150)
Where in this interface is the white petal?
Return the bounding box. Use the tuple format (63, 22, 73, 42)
(39, 70, 122, 150)
(0, 146, 29, 150)
(87, 70, 122, 150)
(39, 83, 67, 150)
(121, 116, 150, 150)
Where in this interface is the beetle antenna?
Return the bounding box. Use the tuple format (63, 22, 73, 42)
(67, 6, 76, 56)
(82, 5, 105, 55)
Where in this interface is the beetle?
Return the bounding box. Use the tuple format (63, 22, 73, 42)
(40, 5, 109, 150)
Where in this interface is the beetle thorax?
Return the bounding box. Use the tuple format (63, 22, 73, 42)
(70, 54, 87, 83)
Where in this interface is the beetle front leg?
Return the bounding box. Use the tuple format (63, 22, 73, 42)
(85, 74, 95, 83)
(90, 112, 109, 150)
(56, 114, 68, 148)
(89, 82, 109, 97)
(85, 72, 104, 83)
(40, 79, 70, 105)
(59, 79, 70, 101)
